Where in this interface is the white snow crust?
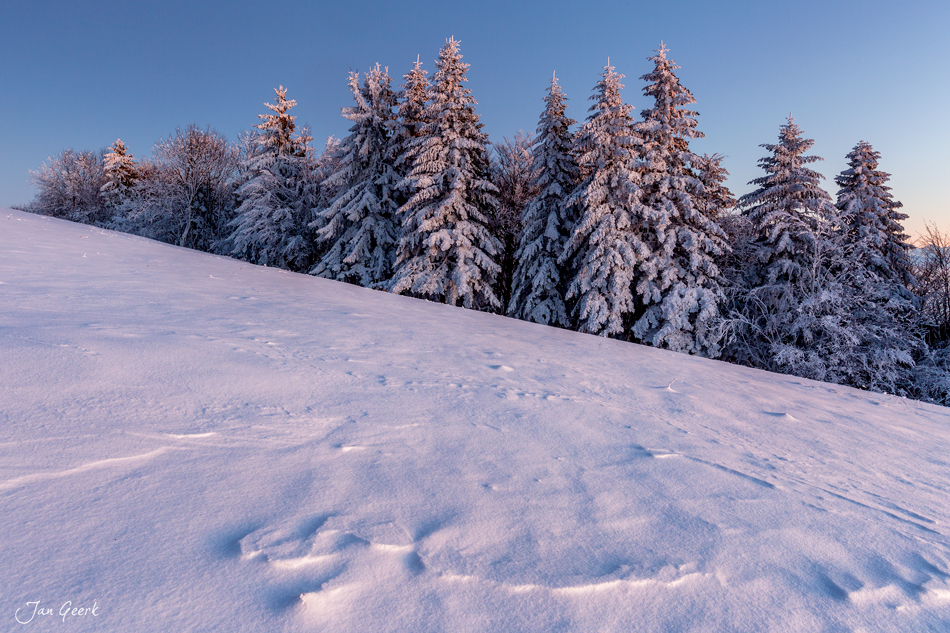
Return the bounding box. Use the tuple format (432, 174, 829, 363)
(2, 209, 949, 632)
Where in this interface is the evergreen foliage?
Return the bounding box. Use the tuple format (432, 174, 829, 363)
(561, 62, 644, 337)
(739, 117, 832, 287)
(833, 141, 923, 393)
(509, 75, 579, 327)
(690, 152, 735, 220)
(313, 66, 401, 287)
(100, 139, 138, 211)
(726, 120, 920, 394)
(633, 44, 728, 355)
(389, 38, 502, 310)
(835, 141, 914, 288)
(728, 118, 839, 371)
(229, 87, 315, 271)
(256, 86, 310, 157)
(392, 58, 431, 207)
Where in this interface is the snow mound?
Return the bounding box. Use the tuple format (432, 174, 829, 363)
(2, 210, 949, 632)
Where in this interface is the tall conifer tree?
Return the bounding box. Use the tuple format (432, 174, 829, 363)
(835, 141, 914, 288)
(632, 44, 728, 355)
(509, 74, 579, 327)
(739, 117, 832, 286)
(229, 86, 314, 271)
(833, 141, 922, 394)
(314, 65, 400, 287)
(389, 38, 501, 310)
(561, 62, 644, 337)
(392, 57, 431, 207)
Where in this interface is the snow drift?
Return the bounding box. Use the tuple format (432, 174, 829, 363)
(2, 210, 949, 632)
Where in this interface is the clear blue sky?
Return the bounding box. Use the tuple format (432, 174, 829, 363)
(2, 0, 947, 238)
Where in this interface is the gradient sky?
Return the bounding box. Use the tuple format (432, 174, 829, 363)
(2, 0, 947, 238)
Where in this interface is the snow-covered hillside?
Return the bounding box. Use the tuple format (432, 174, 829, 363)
(2, 209, 949, 632)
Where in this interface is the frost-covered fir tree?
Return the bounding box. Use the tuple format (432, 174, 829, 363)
(726, 118, 919, 392)
(308, 135, 342, 256)
(256, 86, 307, 157)
(313, 65, 400, 288)
(561, 62, 644, 337)
(833, 141, 922, 393)
(391, 57, 430, 207)
(389, 38, 502, 310)
(835, 141, 914, 288)
(729, 117, 835, 368)
(690, 153, 735, 220)
(100, 139, 138, 211)
(310, 136, 343, 211)
(229, 86, 315, 271)
(739, 117, 833, 288)
(632, 44, 728, 355)
(509, 74, 579, 327)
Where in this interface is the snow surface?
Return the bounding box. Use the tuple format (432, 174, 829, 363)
(2, 209, 950, 632)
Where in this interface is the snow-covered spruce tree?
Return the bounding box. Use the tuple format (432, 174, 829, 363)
(632, 44, 729, 355)
(100, 139, 138, 213)
(740, 118, 833, 287)
(391, 57, 431, 207)
(389, 38, 502, 310)
(307, 136, 343, 261)
(509, 74, 580, 327)
(111, 157, 178, 240)
(560, 62, 645, 337)
(835, 141, 914, 288)
(313, 65, 401, 287)
(834, 141, 925, 393)
(229, 86, 315, 271)
(727, 117, 836, 370)
(312, 136, 343, 209)
(726, 118, 918, 393)
(690, 152, 735, 220)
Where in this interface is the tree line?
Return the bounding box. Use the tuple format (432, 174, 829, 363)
(22, 39, 950, 405)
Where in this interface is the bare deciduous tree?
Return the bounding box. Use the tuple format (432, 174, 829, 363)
(915, 222, 950, 343)
(152, 125, 239, 250)
(490, 132, 539, 312)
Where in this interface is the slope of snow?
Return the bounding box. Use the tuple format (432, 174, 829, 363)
(2, 209, 949, 632)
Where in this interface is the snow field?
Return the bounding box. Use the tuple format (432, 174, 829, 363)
(2, 210, 949, 632)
